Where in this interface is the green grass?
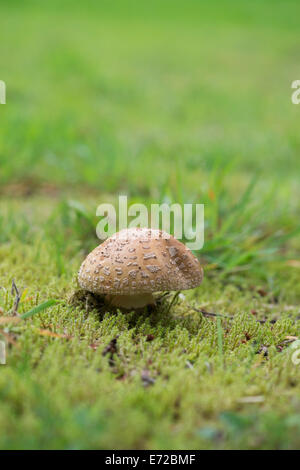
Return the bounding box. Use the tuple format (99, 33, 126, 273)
(0, 0, 300, 450)
(1, 0, 300, 194)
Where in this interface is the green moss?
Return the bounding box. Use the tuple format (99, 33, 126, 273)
(0, 208, 299, 449)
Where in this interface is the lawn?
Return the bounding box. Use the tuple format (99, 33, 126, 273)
(0, 0, 299, 450)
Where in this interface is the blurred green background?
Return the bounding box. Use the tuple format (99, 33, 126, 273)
(0, 0, 300, 450)
(1, 0, 300, 194)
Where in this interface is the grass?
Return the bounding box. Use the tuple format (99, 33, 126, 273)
(0, 0, 300, 450)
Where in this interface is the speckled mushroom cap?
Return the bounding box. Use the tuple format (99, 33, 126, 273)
(78, 228, 203, 295)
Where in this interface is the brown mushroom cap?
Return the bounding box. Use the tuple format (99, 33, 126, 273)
(78, 228, 203, 295)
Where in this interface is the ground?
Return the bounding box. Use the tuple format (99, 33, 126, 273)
(0, 0, 299, 450)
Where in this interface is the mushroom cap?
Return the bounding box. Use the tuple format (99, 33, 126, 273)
(78, 228, 203, 295)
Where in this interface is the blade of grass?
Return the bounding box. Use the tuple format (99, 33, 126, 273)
(20, 299, 59, 319)
(216, 174, 258, 238)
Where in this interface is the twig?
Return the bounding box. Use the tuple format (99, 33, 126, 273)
(10, 280, 21, 316)
(189, 304, 275, 325)
(190, 305, 233, 320)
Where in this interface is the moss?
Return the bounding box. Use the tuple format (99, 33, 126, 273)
(0, 210, 299, 449)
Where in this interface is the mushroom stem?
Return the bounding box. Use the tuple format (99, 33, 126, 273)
(106, 293, 156, 309)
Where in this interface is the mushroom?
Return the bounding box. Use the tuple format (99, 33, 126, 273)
(78, 228, 203, 309)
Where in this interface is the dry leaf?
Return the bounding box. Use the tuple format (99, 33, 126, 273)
(0, 317, 21, 325)
(35, 328, 72, 339)
(21, 296, 34, 304)
(286, 260, 300, 268)
(0, 330, 18, 346)
(20, 288, 28, 302)
(237, 396, 265, 403)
